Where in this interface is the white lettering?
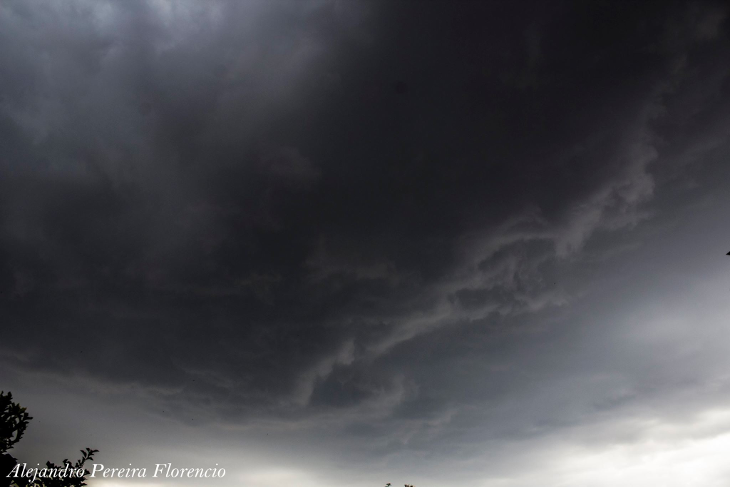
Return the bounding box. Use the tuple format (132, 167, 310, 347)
(6, 463, 21, 477)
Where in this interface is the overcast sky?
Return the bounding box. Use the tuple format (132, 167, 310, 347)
(2, 1, 730, 486)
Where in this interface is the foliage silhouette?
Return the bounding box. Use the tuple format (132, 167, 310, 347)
(1, 391, 98, 487)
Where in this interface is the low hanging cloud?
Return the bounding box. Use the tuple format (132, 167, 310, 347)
(2, 1, 730, 486)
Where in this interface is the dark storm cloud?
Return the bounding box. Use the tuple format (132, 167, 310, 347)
(2, 2, 730, 475)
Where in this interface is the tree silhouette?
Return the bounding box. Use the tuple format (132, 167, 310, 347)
(1, 391, 97, 487)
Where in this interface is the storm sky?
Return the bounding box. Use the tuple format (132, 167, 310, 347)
(2, 1, 730, 486)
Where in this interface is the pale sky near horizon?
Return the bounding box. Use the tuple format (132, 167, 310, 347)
(2, 1, 730, 486)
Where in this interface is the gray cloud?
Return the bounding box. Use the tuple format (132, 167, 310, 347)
(2, 1, 730, 486)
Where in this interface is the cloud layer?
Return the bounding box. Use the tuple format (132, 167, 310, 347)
(2, 1, 730, 485)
